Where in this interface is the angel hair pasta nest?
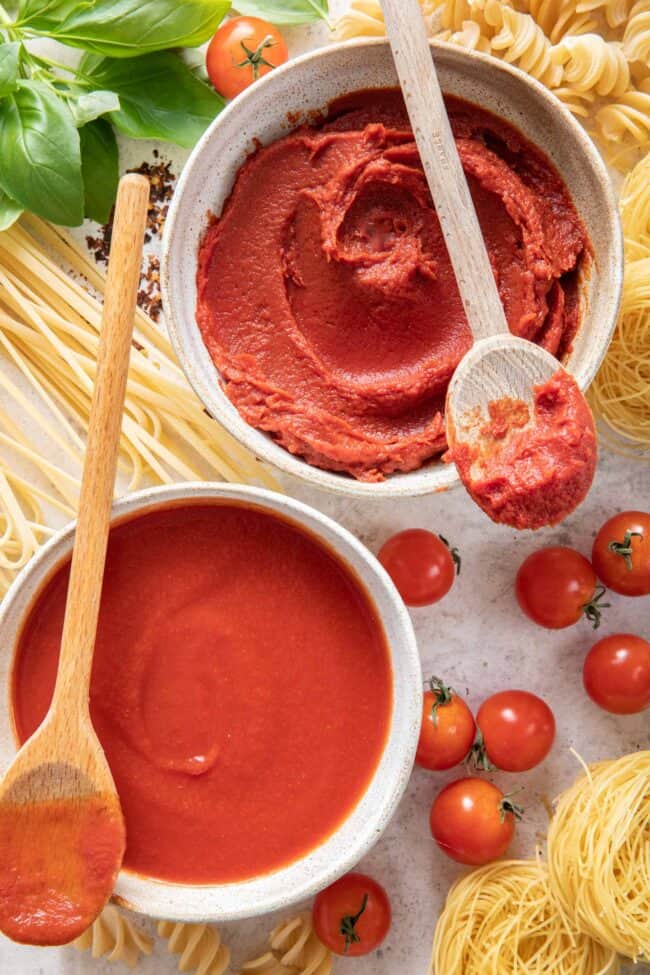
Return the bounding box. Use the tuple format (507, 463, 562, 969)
(547, 751, 650, 963)
(431, 859, 620, 975)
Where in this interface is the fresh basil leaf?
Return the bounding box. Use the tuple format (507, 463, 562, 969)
(232, 0, 329, 24)
(0, 81, 84, 226)
(86, 52, 224, 149)
(0, 42, 21, 98)
(17, 0, 84, 25)
(79, 117, 118, 223)
(0, 188, 23, 231)
(47, 0, 230, 58)
(69, 89, 120, 127)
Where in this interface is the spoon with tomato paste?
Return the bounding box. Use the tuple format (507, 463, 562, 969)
(381, 0, 597, 529)
(0, 175, 150, 946)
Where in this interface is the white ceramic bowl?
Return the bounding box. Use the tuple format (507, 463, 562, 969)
(0, 483, 420, 922)
(162, 39, 622, 498)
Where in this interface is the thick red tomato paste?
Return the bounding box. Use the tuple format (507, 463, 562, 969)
(12, 504, 392, 884)
(197, 90, 588, 481)
(452, 369, 597, 529)
(0, 794, 124, 945)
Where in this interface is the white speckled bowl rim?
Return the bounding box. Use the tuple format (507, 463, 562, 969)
(0, 483, 421, 923)
(161, 39, 623, 499)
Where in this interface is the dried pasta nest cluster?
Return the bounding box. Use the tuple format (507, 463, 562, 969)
(333, 0, 650, 170)
(431, 751, 650, 974)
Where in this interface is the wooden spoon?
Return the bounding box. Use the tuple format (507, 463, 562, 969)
(0, 174, 150, 946)
(381, 0, 596, 528)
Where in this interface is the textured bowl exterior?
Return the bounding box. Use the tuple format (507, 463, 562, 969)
(0, 484, 421, 922)
(161, 39, 622, 498)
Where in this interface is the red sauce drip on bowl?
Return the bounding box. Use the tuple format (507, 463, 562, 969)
(12, 503, 392, 884)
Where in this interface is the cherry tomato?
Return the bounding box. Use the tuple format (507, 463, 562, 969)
(429, 778, 520, 866)
(515, 546, 608, 629)
(592, 511, 650, 597)
(206, 17, 288, 100)
(416, 677, 475, 771)
(474, 690, 555, 772)
(583, 633, 650, 714)
(313, 872, 391, 957)
(378, 529, 460, 607)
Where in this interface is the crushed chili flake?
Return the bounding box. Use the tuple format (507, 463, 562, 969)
(85, 156, 176, 322)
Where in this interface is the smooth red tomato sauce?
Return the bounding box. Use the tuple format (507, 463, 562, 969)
(12, 503, 392, 884)
(0, 794, 124, 945)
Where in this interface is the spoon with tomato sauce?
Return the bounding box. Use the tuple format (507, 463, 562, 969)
(0, 174, 150, 945)
(381, 0, 597, 529)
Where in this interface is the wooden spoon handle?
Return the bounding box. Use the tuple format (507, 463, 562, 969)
(381, 0, 508, 340)
(52, 174, 150, 715)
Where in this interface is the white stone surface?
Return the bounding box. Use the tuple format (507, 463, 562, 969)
(0, 6, 648, 974)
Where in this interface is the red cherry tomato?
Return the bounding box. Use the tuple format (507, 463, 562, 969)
(416, 678, 475, 771)
(583, 634, 650, 714)
(474, 690, 555, 772)
(429, 778, 520, 866)
(313, 872, 391, 957)
(206, 17, 288, 100)
(592, 511, 650, 597)
(378, 529, 460, 607)
(515, 546, 608, 629)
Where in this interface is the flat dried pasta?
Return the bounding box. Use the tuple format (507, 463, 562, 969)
(547, 751, 650, 961)
(158, 920, 231, 975)
(239, 912, 333, 975)
(0, 217, 279, 597)
(431, 859, 620, 975)
(73, 905, 153, 969)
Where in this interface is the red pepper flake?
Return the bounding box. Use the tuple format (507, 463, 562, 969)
(85, 156, 176, 321)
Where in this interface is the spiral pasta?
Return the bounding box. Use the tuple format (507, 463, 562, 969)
(431, 859, 619, 975)
(239, 912, 333, 975)
(158, 920, 231, 975)
(484, 0, 564, 85)
(551, 34, 630, 94)
(547, 751, 650, 962)
(515, 0, 599, 42)
(595, 78, 650, 143)
(623, 0, 650, 62)
(73, 906, 153, 969)
(331, 0, 440, 39)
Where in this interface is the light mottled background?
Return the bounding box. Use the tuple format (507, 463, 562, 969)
(0, 5, 648, 974)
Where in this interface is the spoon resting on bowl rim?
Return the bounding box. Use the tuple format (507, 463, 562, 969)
(380, 0, 597, 529)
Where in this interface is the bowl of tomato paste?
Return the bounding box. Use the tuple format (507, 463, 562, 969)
(0, 483, 420, 922)
(162, 40, 622, 497)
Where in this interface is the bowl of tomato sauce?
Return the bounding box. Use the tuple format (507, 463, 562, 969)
(162, 39, 622, 498)
(0, 483, 420, 922)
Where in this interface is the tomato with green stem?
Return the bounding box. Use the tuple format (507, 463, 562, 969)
(592, 511, 650, 597)
(473, 690, 555, 772)
(583, 634, 650, 714)
(313, 872, 391, 957)
(515, 546, 608, 629)
(416, 677, 475, 770)
(205, 17, 288, 100)
(378, 529, 460, 607)
(430, 778, 522, 865)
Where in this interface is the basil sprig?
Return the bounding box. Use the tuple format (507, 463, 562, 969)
(0, 0, 230, 226)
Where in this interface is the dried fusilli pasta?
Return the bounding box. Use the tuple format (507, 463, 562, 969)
(551, 34, 630, 94)
(483, 0, 564, 85)
(596, 77, 650, 142)
(623, 0, 650, 63)
(158, 920, 231, 975)
(576, 0, 635, 29)
(239, 912, 333, 975)
(73, 906, 153, 969)
(331, 0, 440, 39)
(514, 0, 598, 42)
